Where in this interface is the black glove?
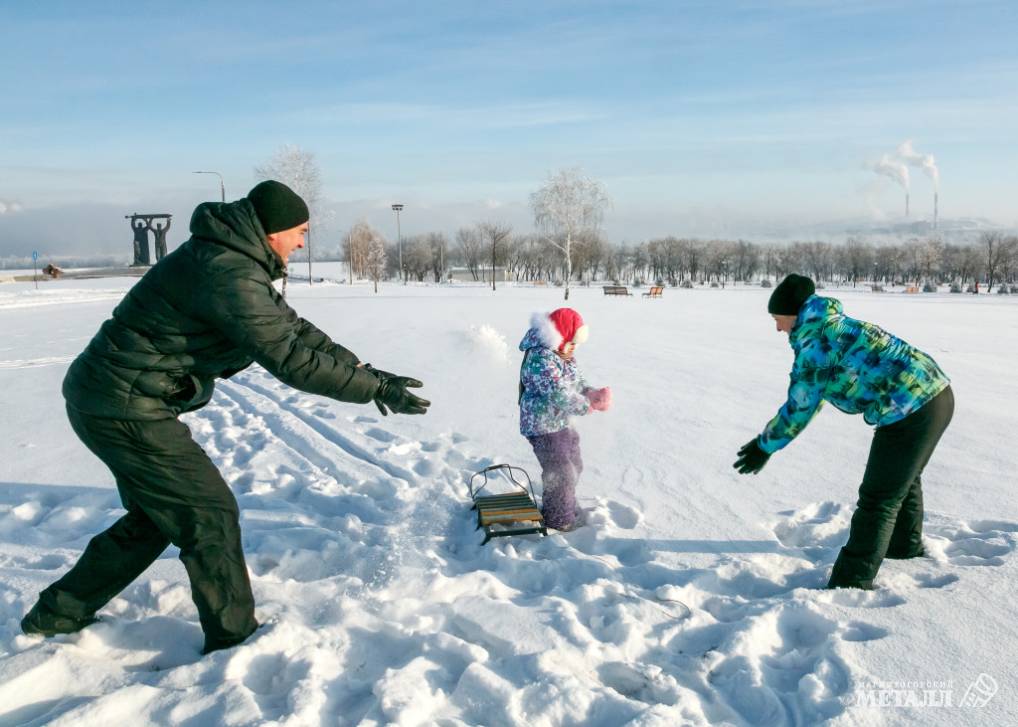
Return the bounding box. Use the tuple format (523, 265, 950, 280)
(364, 364, 430, 416)
(733, 438, 770, 475)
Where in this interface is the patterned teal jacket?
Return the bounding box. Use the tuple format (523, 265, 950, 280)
(758, 295, 950, 453)
(518, 327, 591, 437)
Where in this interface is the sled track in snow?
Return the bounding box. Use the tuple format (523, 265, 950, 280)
(217, 378, 418, 483)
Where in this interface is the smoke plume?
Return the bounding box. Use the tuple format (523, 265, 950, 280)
(896, 140, 940, 190)
(870, 154, 910, 190)
(0, 200, 24, 215)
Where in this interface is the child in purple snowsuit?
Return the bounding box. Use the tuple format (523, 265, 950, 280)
(519, 308, 611, 530)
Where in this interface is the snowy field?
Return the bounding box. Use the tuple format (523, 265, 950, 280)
(1, 277, 1016, 726)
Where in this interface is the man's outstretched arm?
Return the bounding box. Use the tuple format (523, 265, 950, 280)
(203, 272, 379, 404)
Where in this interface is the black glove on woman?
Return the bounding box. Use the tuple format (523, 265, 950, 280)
(733, 438, 770, 475)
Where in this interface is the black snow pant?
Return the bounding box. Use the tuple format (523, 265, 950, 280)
(36, 405, 257, 651)
(828, 386, 954, 589)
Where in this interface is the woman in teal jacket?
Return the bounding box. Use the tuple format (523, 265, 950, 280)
(734, 274, 954, 590)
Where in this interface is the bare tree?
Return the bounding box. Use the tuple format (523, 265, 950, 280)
(254, 144, 324, 282)
(455, 226, 483, 281)
(427, 232, 448, 283)
(981, 231, 1005, 292)
(477, 222, 512, 291)
(1000, 236, 1018, 288)
(531, 167, 610, 300)
(402, 234, 433, 282)
(837, 238, 873, 287)
(918, 238, 943, 285)
(365, 235, 387, 293)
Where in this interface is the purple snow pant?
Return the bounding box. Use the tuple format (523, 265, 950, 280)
(528, 427, 583, 529)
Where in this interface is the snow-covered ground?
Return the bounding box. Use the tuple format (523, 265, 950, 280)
(1, 277, 1016, 726)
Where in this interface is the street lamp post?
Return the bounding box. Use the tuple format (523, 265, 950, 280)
(192, 171, 225, 202)
(391, 204, 404, 285)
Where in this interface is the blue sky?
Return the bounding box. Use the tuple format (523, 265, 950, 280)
(1, 0, 1017, 254)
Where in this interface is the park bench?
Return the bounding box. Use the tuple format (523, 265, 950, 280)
(642, 285, 664, 298)
(469, 464, 546, 544)
(603, 285, 632, 297)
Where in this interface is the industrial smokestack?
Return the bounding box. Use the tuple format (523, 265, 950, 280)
(905, 192, 910, 217)
(934, 192, 938, 229)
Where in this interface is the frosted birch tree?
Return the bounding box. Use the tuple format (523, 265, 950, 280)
(254, 145, 325, 279)
(365, 235, 387, 294)
(530, 167, 610, 300)
(343, 220, 384, 282)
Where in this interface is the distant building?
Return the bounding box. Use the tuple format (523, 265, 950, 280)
(447, 266, 510, 283)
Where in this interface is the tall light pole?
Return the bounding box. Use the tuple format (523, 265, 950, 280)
(391, 203, 404, 285)
(192, 171, 225, 202)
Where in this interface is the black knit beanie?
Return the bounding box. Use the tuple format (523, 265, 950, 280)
(247, 180, 310, 234)
(768, 274, 816, 315)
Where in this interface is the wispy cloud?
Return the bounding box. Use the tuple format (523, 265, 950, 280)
(284, 100, 606, 129)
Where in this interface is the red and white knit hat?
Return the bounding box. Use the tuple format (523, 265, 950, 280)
(531, 308, 589, 351)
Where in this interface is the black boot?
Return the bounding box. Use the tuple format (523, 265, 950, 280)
(201, 621, 259, 655)
(884, 545, 926, 560)
(21, 601, 98, 637)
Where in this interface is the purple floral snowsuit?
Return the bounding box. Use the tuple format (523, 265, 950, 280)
(518, 327, 592, 529)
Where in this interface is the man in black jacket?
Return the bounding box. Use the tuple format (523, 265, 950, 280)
(21, 180, 429, 654)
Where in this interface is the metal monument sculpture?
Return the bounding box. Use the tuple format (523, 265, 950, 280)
(126, 214, 172, 265)
(152, 218, 172, 260)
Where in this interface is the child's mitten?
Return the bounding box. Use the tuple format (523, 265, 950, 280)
(586, 386, 612, 411)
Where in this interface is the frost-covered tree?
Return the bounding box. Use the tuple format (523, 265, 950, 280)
(531, 168, 610, 300)
(342, 220, 384, 281)
(365, 235, 387, 294)
(254, 145, 324, 276)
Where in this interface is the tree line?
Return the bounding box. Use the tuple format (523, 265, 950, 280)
(335, 228, 1018, 292)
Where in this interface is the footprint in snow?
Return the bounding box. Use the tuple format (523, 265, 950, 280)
(911, 572, 959, 589)
(926, 518, 1018, 567)
(607, 501, 641, 529)
(364, 427, 398, 443)
(823, 588, 906, 609)
(597, 661, 682, 706)
(708, 602, 849, 725)
(413, 459, 440, 477)
(840, 620, 889, 642)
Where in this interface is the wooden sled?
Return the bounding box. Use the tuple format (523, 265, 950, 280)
(469, 464, 547, 545)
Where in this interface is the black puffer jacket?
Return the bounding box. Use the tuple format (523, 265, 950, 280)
(63, 199, 380, 420)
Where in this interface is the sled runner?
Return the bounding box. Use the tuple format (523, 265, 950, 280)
(469, 464, 547, 544)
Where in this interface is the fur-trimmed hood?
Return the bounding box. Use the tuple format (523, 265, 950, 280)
(519, 312, 564, 351)
(518, 310, 589, 352)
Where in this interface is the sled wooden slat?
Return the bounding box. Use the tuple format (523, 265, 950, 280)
(478, 505, 543, 526)
(468, 464, 547, 544)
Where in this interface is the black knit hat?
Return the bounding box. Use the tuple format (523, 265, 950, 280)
(246, 180, 310, 234)
(768, 274, 816, 315)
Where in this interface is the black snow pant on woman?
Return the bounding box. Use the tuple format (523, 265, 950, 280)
(28, 405, 257, 653)
(828, 386, 955, 590)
